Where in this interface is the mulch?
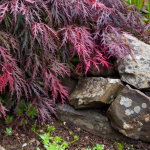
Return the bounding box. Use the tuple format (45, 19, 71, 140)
(0, 115, 150, 150)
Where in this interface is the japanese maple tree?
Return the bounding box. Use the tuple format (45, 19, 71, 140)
(0, 0, 149, 124)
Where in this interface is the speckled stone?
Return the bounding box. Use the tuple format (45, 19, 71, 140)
(107, 85, 150, 143)
(116, 34, 150, 90)
(69, 77, 124, 109)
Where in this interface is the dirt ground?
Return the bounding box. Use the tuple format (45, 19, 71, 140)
(0, 115, 150, 150)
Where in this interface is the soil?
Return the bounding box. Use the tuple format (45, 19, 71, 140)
(0, 115, 150, 150)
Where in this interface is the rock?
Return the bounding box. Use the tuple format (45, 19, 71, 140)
(29, 138, 40, 146)
(15, 133, 19, 136)
(61, 77, 78, 95)
(107, 85, 150, 142)
(87, 64, 114, 77)
(39, 130, 44, 133)
(0, 146, 5, 150)
(35, 140, 40, 146)
(116, 33, 150, 90)
(69, 77, 124, 109)
(29, 138, 36, 144)
(55, 104, 130, 141)
(21, 134, 25, 137)
(143, 91, 150, 97)
(22, 143, 27, 147)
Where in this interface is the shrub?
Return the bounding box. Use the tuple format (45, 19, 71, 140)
(0, 0, 149, 125)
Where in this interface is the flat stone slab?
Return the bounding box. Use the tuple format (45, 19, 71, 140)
(69, 77, 124, 109)
(107, 85, 150, 142)
(55, 104, 132, 141)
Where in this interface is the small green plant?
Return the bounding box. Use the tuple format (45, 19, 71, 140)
(5, 115, 13, 124)
(2, 137, 6, 140)
(11, 100, 37, 128)
(70, 135, 79, 145)
(39, 133, 54, 145)
(32, 122, 79, 150)
(19, 119, 28, 126)
(58, 120, 62, 126)
(118, 142, 124, 150)
(71, 56, 80, 63)
(45, 125, 55, 133)
(16, 100, 37, 118)
(93, 142, 95, 148)
(94, 144, 104, 150)
(69, 131, 73, 135)
(128, 144, 134, 149)
(26, 102, 37, 118)
(31, 120, 37, 133)
(54, 136, 62, 143)
(4, 127, 13, 136)
(85, 144, 104, 150)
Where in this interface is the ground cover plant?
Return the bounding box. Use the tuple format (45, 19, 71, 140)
(31, 122, 79, 150)
(1, 116, 149, 150)
(0, 0, 149, 128)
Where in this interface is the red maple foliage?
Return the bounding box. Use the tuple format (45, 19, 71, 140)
(0, 0, 149, 124)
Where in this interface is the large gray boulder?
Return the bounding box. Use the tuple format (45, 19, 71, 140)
(107, 85, 150, 142)
(69, 77, 124, 109)
(116, 34, 150, 90)
(55, 104, 130, 141)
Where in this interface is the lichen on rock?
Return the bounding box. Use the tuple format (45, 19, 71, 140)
(107, 85, 150, 142)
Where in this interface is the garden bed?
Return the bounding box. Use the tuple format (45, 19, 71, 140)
(0, 116, 150, 150)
